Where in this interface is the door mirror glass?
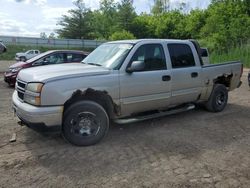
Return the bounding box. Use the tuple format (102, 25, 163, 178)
(126, 61, 145, 73)
(201, 48, 208, 57)
(32, 61, 42, 66)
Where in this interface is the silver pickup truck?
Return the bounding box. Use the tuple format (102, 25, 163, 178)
(12, 39, 243, 146)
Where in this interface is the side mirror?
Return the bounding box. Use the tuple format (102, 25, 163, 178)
(201, 48, 208, 57)
(126, 61, 145, 73)
(32, 61, 43, 66)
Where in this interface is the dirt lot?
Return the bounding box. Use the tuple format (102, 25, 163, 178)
(0, 66, 249, 187)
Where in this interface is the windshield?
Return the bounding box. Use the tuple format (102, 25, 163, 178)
(26, 51, 52, 63)
(82, 43, 133, 69)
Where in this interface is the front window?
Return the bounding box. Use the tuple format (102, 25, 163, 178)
(82, 43, 133, 69)
(27, 50, 33, 54)
(130, 44, 167, 71)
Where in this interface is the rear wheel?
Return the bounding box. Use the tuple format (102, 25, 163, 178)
(63, 100, 109, 146)
(205, 84, 228, 112)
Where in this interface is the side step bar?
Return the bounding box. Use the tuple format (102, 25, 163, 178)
(114, 104, 195, 124)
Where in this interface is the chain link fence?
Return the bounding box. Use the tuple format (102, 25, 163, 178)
(0, 35, 105, 49)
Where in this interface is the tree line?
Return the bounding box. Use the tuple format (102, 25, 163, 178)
(56, 0, 250, 52)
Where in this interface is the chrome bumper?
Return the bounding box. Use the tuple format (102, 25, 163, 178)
(12, 91, 63, 127)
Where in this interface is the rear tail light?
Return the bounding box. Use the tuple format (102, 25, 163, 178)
(240, 64, 243, 77)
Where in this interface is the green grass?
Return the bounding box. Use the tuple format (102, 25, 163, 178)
(0, 45, 94, 61)
(210, 44, 250, 68)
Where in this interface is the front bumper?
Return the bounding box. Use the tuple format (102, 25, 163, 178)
(12, 91, 63, 127)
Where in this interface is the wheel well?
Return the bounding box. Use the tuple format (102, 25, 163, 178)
(213, 74, 233, 88)
(63, 88, 119, 119)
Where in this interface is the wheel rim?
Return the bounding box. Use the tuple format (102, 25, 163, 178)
(69, 112, 101, 137)
(215, 92, 226, 106)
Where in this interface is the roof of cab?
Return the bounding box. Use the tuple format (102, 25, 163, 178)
(106, 39, 189, 44)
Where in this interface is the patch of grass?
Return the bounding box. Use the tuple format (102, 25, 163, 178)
(0, 45, 94, 61)
(210, 44, 250, 68)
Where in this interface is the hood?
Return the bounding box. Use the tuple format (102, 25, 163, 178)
(17, 63, 111, 83)
(16, 52, 25, 56)
(9, 61, 26, 69)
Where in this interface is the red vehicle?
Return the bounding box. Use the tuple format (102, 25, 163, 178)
(4, 50, 89, 86)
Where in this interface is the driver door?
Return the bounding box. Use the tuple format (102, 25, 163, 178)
(119, 44, 172, 116)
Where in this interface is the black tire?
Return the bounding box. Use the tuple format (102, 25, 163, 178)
(205, 84, 228, 112)
(20, 56, 26, 62)
(62, 100, 109, 146)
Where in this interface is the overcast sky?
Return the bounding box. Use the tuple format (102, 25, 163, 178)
(0, 0, 211, 38)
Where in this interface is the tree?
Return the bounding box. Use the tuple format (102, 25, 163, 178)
(48, 32, 56, 39)
(117, 0, 137, 32)
(200, 0, 250, 51)
(90, 0, 118, 39)
(40, 32, 47, 39)
(56, 0, 92, 39)
(109, 30, 135, 40)
(185, 9, 207, 38)
(151, 0, 170, 15)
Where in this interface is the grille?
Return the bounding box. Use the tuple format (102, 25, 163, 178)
(16, 79, 27, 101)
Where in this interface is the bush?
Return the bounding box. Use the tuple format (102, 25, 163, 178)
(109, 30, 136, 41)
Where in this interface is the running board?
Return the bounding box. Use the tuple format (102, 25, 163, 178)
(114, 104, 195, 124)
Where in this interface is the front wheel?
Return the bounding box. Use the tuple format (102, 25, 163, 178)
(63, 100, 109, 146)
(205, 84, 228, 112)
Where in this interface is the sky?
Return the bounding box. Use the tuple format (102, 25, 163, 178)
(0, 0, 211, 38)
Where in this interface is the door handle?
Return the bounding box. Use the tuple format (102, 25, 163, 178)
(191, 72, 198, 78)
(162, 75, 171, 81)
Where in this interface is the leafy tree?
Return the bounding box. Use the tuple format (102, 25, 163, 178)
(200, 0, 250, 51)
(130, 13, 157, 38)
(57, 0, 92, 39)
(185, 9, 207, 38)
(90, 0, 118, 39)
(109, 30, 135, 40)
(151, 0, 170, 15)
(117, 0, 137, 32)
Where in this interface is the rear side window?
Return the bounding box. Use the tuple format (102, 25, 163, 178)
(168, 44, 195, 68)
(72, 54, 85, 62)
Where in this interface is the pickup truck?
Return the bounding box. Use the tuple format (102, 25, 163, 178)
(12, 39, 243, 146)
(15, 50, 40, 61)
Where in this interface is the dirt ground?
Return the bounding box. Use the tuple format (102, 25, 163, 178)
(0, 66, 249, 188)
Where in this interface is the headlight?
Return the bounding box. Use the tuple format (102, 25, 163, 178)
(11, 67, 22, 73)
(24, 82, 44, 106)
(26, 83, 44, 93)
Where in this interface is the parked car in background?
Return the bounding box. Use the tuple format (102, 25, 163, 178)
(0, 41, 7, 54)
(15, 50, 40, 61)
(5, 50, 89, 86)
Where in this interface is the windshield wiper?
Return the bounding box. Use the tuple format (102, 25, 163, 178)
(83, 62, 102, 67)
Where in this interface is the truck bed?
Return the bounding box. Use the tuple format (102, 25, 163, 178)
(201, 61, 242, 91)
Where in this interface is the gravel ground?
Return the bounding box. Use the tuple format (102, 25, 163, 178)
(0, 68, 249, 188)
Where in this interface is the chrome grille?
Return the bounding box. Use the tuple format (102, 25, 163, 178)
(16, 79, 27, 101)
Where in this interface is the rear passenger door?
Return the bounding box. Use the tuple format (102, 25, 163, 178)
(167, 43, 202, 105)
